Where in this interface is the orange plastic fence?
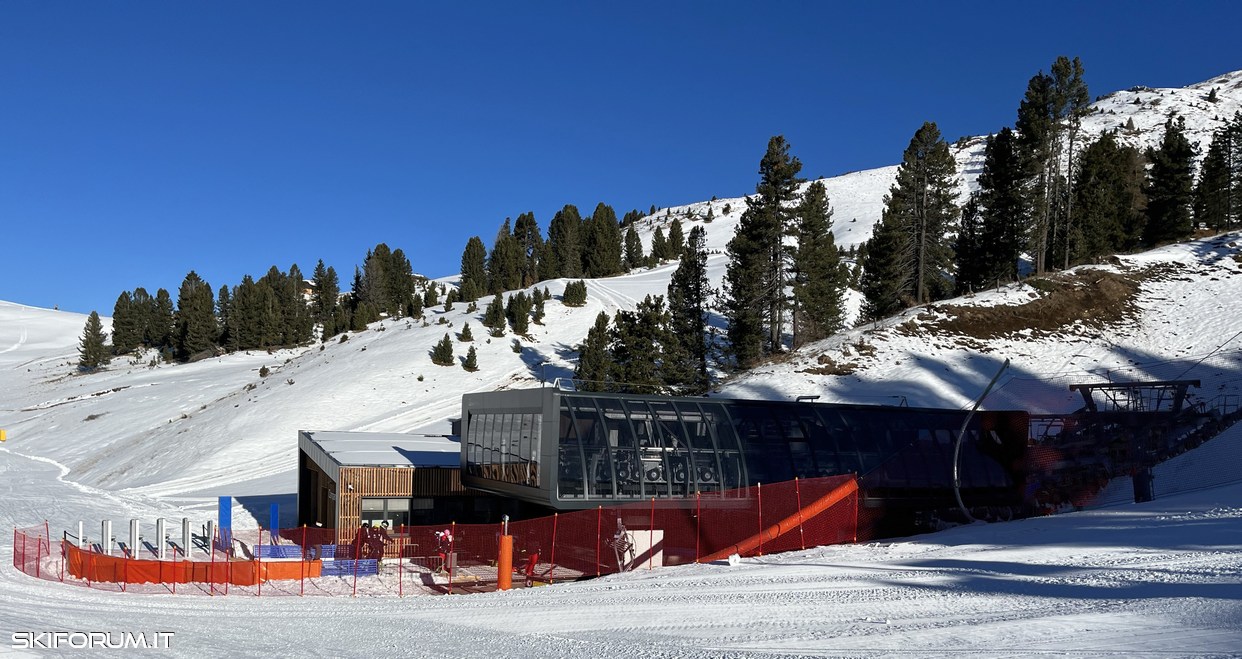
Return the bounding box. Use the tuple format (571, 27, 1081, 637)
(62, 542, 323, 585)
(14, 474, 860, 596)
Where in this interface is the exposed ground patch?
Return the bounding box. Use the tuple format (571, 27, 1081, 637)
(918, 266, 1149, 340)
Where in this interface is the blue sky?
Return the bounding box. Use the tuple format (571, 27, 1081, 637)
(2, 1, 1239, 314)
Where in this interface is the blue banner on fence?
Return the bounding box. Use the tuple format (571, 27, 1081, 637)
(218, 496, 232, 548)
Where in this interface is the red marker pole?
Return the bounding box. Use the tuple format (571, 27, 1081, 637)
(795, 477, 806, 550)
(757, 482, 764, 557)
(256, 526, 262, 597)
(300, 525, 307, 597)
(649, 498, 655, 571)
(695, 492, 701, 563)
(208, 529, 216, 596)
(595, 506, 602, 577)
(447, 521, 456, 594)
(549, 514, 558, 585)
(352, 525, 360, 598)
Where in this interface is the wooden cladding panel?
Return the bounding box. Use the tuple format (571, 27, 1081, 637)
(336, 467, 414, 543)
(331, 466, 466, 544)
(412, 468, 467, 496)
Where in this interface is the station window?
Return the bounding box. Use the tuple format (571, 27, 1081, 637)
(360, 497, 410, 528)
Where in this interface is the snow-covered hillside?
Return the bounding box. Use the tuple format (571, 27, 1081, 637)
(3, 69, 1242, 657)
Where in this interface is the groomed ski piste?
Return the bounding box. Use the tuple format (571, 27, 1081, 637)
(4, 69, 1242, 657)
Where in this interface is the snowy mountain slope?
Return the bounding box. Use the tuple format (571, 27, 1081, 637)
(2, 67, 1242, 659)
(642, 68, 1242, 257)
(4, 69, 1242, 506)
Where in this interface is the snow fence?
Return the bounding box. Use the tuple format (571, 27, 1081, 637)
(13, 474, 860, 597)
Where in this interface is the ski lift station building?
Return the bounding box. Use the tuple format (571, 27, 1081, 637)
(296, 430, 513, 534)
(298, 386, 1033, 538)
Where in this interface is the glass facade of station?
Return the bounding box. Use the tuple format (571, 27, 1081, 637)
(461, 388, 1030, 512)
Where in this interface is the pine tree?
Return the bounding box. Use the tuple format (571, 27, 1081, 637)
(858, 209, 909, 321)
(667, 218, 685, 257)
(311, 260, 340, 339)
(513, 212, 543, 287)
(459, 236, 488, 302)
(790, 181, 847, 346)
(1015, 57, 1090, 272)
(582, 203, 624, 277)
(459, 322, 474, 342)
(722, 135, 803, 368)
(505, 291, 532, 336)
(976, 128, 1030, 285)
(666, 225, 711, 392)
(651, 227, 670, 262)
(1071, 132, 1147, 263)
(953, 194, 987, 295)
(409, 286, 423, 320)
(488, 218, 523, 293)
(1051, 56, 1091, 269)
(574, 312, 612, 391)
(859, 122, 957, 319)
(111, 291, 140, 354)
(431, 333, 455, 366)
(624, 225, 643, 270)
(130, 287, 154, 349)
(216, 284, 233, 347)
(387, 249, 416, 317)
(175, 270, 217, 359)
(542, 204, 582, 280)
(610, 295, 670, 394)
(482, 294, 506, 336)
(423, 283, 439, 308)
(151, 288, 175, 350)
(463, 345, 479, 371)
(1194, 119, 1238, 230)
(621, 209, 643, 227)
(531, 288, 546, 325)
(562, 280, 588, 307)
(78, 311, 110, 370)
(361, 245, 389, 314)
(1144, 116, 1197, 246)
